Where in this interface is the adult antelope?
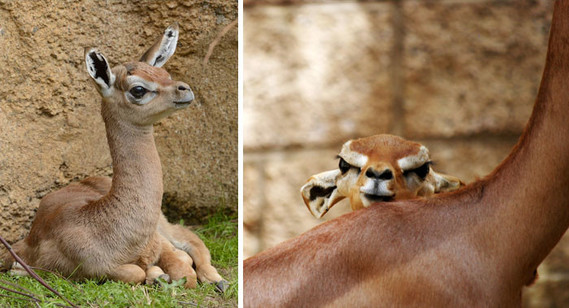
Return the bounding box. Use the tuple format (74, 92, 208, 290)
(0, 23, 225, 290)
(301, 134, 463, 219)
(244, 1, 569, 306)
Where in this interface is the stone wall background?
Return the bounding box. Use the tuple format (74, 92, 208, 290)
(243, 0, 565, 306)
(0, 0, 238, 243)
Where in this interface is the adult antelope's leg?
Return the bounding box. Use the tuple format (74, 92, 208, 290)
(107, 264, 146, 284)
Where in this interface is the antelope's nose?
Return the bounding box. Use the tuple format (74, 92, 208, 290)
(176, 82, 194, 102)
(365, 168, 393, 180)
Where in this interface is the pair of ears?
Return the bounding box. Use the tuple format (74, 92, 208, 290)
(85, 22, 180, 96)
(301, 168, 464, 219)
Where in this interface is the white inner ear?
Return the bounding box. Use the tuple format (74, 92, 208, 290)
(301, 169, 343, 219)
(397, 146, 430, 170)
(431, 171, 462, 193)
(338, 140, 368, 167)
(151, 27, 179, 67)
(85, 49, 115, 97)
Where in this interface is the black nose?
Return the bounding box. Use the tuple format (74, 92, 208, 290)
(365, 168, 393, 180)
(178, 85, 189, 91)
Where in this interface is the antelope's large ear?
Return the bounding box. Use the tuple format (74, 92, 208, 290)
(301, 170, 345, 219)
(140, 22, 179, 67)
(432, 171, 464, 193)
(85, 48, 115, 97)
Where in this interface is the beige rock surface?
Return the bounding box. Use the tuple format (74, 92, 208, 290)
(403, 1, 553, 138)
(244, 2, 394, 150)
(0, 0, 237, 242)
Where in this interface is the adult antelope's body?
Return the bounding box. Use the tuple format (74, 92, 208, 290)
(0, 24, 224, 288)
(244, 2, 569, 306)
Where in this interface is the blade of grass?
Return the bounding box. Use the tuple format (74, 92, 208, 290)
(30, 267, 85, 294)
(0, 235, 77, 307)
(0, 292, 40, 304)
(0, 283, 41, 302)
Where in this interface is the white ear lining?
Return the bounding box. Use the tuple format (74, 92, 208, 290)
(85, 48, 115, 96)
(431, 170, 464, 193)
(140, 23, 179, 67)
(301, 170, 345, 219)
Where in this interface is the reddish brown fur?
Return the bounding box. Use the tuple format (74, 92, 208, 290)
(349, 134, 422, 163)
(244, 2, 569, 306)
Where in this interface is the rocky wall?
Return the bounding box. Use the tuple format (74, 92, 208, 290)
(244, 0, 563, 306)
(0, 0, 238, 243)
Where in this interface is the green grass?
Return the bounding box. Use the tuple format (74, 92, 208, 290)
(0, 212, 238, 307)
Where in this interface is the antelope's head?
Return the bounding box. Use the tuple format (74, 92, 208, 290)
(301, 134, 464, 218)
(85, 22, 194, 127)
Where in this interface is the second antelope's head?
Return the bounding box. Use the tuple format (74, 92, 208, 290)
(85, 23, 194, 126)
(301, 134, 464, 218)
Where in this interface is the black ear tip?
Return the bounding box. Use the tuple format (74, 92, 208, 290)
(84, 47, 97, 58)
(166, 22, 179, 33)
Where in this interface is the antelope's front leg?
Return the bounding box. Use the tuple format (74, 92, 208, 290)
(145, 265, 172, 285)
(107, 264, 146, 284)
(158, 241, 197, 289)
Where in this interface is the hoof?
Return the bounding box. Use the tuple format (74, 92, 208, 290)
(158, 274, 172, 284)
(148, 273, 172, 285)
(214, 280, 229, 293)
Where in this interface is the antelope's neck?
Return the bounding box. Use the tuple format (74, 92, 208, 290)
(103, 116, 164, 226)
(482, 0, 569, 285)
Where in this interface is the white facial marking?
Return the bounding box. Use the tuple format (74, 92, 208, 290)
(360, 179, 392, 195)
(397, 146, 430, 171)
(127, 75, 159, 92)
(125, 75, 159, 105)
(338, 140, 368, 168)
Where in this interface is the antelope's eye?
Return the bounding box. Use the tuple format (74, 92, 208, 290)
(129, 86, 147, 99)
(338, 157, 361, 174)
(403, 162, 431, 180)
(339, 158, 351, 173)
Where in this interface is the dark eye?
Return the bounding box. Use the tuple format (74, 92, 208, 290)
(403, 162, 431, 179)
(339, 158, 351, 174)
(129, 86, 147, 99)
(338, 157, 361, 174)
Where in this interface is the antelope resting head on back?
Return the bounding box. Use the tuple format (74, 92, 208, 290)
(301, 134, 463, 218)
(245, 2, 569, 306)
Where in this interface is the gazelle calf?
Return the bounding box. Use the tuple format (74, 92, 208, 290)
(0, 23, 225, 290)
(301, 134, 463, 218)
(244, 1, 569, 306)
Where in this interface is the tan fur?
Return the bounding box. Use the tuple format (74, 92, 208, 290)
(0, 24, 223, 287)
(244, 2, 569, 306)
